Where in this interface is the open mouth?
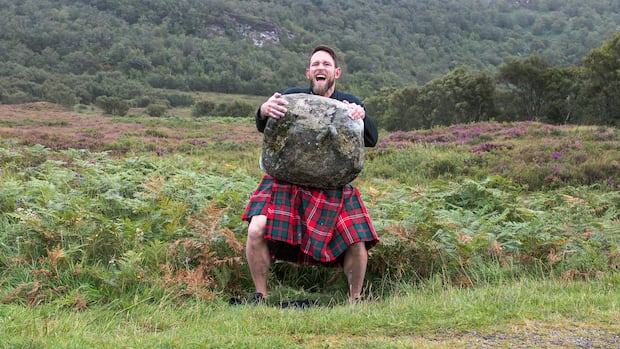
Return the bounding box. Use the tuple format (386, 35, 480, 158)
(316, 74, 326, 82)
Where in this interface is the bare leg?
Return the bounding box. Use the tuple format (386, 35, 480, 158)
(343, 242, 368, 303)
(246, 215, 270, 297)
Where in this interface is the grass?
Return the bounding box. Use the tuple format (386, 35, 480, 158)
(1, 275, 618, 348)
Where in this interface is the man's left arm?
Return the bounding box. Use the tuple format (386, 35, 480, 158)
(362, 113, 378, 147)
(339, 92, 378, 148)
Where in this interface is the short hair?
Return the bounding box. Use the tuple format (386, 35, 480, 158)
(310, 45, 339, 67)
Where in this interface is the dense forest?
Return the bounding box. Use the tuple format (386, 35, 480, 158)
(0, 0, 619, 128)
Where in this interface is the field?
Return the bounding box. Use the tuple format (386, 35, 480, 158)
(0, 103, 619, 348)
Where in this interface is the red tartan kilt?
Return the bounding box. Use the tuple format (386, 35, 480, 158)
(243, 175, 379, 267)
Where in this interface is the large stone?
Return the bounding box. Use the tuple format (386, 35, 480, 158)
(261, 93, 365, 189)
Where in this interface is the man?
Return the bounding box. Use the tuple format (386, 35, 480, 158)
(242, 45, 379, 304)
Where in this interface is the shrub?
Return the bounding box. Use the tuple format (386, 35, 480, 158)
(193, 100, 254, 118)
(166, 92, 194, 107)
(192, 100, 216, 117)
(95, 96, 129, 116)
(215, 100, 254, 118)
(133, 96, 152, 108)
(146, 103, 168, 117)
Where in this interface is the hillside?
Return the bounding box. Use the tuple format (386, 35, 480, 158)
(0, 0, 618, 102)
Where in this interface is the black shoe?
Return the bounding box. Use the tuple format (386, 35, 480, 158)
(228, 297, 244, 305)
(280, 298, 311, 309)
(249, 292, 265, 305)
(228, 292, 265, 306)
(350, 297, 363, 305)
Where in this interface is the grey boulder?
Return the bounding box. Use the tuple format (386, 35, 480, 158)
(261, 93, 365, 189)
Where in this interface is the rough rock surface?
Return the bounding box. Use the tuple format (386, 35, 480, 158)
(261, 93, 365, 188)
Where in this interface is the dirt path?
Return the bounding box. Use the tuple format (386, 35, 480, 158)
(432, 326, 620, 348)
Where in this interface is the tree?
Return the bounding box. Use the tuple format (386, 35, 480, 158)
(496, 54, 550, 120)
(364, 87, 398, 130)
(381, 84, 431, 131)
(541, 66, 583, 124)
(435, 68, 496, 124)
(42, 80, 77, 107)
(383, 68, 496, 130)
(582, 33, 620, 125)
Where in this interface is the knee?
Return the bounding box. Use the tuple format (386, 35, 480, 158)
(247, 215, 267, 241)
(347, 242, 366, 255)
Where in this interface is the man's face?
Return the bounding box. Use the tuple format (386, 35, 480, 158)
(306, 50, 341, 97)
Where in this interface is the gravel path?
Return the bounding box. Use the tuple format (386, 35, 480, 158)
(426, 327, 620, 348)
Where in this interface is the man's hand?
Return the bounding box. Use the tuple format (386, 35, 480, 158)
(260, 93, 289, 119)
(343, 100, 365, 120)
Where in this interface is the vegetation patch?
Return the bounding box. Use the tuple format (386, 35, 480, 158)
(1, 105, 617, 308)
(0, 105, 618, 347)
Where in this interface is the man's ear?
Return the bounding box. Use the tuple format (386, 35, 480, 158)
(335, 67, 342, 79)
(306, 68, 311, 80)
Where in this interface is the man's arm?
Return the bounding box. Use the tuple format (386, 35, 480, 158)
(255, 92, 292, 132)
(255, 108, 268, 133)
(362, 115, 378, 147)
(334, 91, 378, 148)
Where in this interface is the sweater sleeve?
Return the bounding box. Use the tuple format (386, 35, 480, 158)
(362, 115, 379, 148)
(255, 108, 267, 133)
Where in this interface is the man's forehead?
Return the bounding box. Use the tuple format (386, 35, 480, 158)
(310, 51, 335, 64)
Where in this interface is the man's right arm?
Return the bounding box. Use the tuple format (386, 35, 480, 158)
(255, 109, 268, 133)
(255, 92, 290, 133)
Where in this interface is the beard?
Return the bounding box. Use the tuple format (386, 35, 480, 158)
(310, 77, 335, 96)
